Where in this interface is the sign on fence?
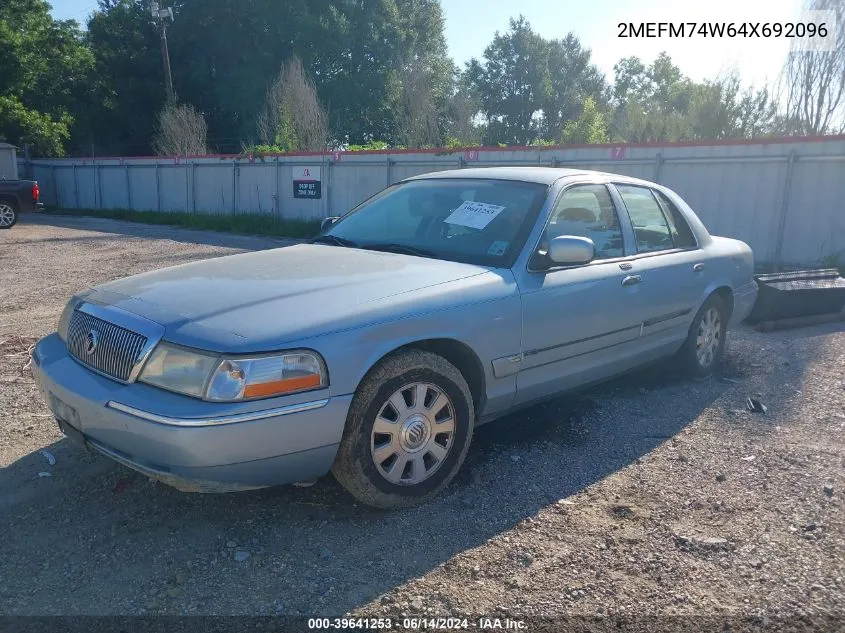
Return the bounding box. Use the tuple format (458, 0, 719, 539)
(293, 166, 322, 199)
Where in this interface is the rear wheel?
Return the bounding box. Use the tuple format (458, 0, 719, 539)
(332, 350, 474, 509)
(0, 200, 17, 229)
(677, 294, 728, 378)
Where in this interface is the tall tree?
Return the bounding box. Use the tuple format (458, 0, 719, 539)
(0, 0, 92, 155)
(466, 16, 606, 145)
(465, 16, 551, 145)
(82, 0, 164, 155)
(779, 0, 845, 135)
(256, 56, 328, 152)
(539, 33, 606, 140)
(560, 96, 609, 144)
(609, 53, 779, 142)
(312, 0, 452, 145)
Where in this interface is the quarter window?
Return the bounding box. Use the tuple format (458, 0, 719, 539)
(653, 190, 697, 248)
(544, 185, 624, 260)
(615, 184, 674, 253)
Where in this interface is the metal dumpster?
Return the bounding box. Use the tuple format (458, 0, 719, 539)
(748, 269, 845, 323)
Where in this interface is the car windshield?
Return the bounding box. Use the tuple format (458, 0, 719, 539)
(322, 179, 548, 267)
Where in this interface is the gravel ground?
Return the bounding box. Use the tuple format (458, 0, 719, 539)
(1, 214, 843, 629)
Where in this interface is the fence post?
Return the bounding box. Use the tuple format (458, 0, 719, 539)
(155, 163, 161, 211)
(232, 161, 238, 215)
(51, 165, 58, 207)
(653, 152, 664, 183)
(94, 160, 101, 209)
(275, 159, 281, 216)
(72, 165, 79, 208)
(125, 163, 132, 210)
(386, 156, 392, 186)
(325, 158, 331, 217)
(772, 150, 798, 273)
(191, 162, 197, 213)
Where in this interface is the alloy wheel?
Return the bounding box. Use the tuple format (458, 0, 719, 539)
(696, 306, 722, 368)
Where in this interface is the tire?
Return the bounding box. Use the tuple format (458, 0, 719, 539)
(677, 293, 728, 378)
(0, 200, 17, 229)
(332, 349, 474, 509)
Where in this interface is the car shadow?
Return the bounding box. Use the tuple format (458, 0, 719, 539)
(0, 326, 827, 616)
(19, 213, 301, 251)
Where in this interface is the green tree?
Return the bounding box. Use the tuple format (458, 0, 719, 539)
(165, 0, 451, 148)
(83, 0, 165, 155)
(465, 16, 550, 145)
(0, 0, 92, 155)
(561, 96, 609, 144)
(539, 34, 607, 140)
(466, 16, 606, 145)
(609, 53, 778, 142)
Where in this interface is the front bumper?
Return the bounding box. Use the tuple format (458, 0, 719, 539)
(31, 333, 352, 492)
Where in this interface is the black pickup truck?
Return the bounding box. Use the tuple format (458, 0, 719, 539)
(0, 179, 43, 228)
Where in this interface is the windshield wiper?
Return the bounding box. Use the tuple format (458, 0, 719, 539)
(362, 243, 438, 259)
(309, 234, 358, 248)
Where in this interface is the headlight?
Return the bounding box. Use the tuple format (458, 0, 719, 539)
(138, 343, 220, 397)
(205, 351, 327, 401)
(57, 295, 85, 341)
(138, 343, 327, 401)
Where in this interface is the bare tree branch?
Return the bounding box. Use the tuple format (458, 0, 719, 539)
(153, 102, 208, 156)
(257, 56, 328, 151)
(780, 0, 845, 134)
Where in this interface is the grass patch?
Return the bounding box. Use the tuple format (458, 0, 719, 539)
(46, 208, 321, 239)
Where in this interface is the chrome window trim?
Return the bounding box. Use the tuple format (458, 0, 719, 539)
(106, 398, 330, 427)
(77, 303, 165, 383)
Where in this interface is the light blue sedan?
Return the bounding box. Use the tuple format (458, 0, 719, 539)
(32, 168, 758, 508)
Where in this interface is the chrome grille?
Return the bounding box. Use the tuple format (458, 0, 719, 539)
(67, 310, 148, 382)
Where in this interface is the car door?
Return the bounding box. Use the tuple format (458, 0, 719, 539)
(611, 183, 709, 347)
(513, 183, 645, 406)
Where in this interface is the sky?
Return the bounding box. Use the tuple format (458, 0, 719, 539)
(51, 0, 807, 89)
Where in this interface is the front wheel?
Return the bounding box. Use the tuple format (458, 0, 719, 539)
(677, 294, 728, 378)
(0, 200, 17, 229)
(332, 350, 474, 509)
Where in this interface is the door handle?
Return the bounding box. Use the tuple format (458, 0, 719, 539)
(693, 262, 705, 272)
(621, 274, 642, 286)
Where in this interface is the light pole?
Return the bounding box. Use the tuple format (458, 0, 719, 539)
(151, 1, 175, 102)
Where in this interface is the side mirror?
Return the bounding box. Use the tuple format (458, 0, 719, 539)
(548, 235, 595, 266)
(320, 216, 340, 232)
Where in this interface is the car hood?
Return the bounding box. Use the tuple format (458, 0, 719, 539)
(84, 244, 492, 350)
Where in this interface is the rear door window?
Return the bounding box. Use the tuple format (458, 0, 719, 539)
(615, 184, 674, 253)
(653, 190, 698, 249)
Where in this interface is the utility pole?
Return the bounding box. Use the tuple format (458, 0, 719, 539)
(151, 1, 175, 102)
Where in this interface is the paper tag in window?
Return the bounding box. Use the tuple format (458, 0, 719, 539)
(487, 241, 509, 256)
(444, 201, 506, 230)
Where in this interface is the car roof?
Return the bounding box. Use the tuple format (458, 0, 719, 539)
(403, 166, 655, 187)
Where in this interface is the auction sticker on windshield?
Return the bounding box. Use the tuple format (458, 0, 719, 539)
(444, 201, 506, 229)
